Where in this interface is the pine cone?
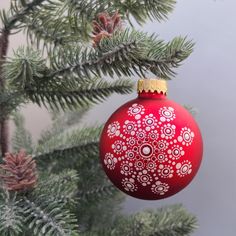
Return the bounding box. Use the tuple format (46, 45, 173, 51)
(0, 149, 37, 191)
(92, 11, 122, 46)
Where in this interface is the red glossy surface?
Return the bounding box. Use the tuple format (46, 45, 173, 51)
(100, 92, 203, 200)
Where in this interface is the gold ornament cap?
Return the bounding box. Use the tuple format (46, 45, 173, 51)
(137, 79, 168, 94)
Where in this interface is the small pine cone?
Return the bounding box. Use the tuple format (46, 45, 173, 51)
(92, 11, 122, 46)
(0, 149, 37, 191)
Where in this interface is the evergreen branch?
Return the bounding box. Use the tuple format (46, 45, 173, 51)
(48, 30, 193, 80)
(4, 32, 193, 92)
(37, 107, 90, 151)
(0, 91, 24, 120)
(1, 0, 47, 31)
(143, 36, 194, 78)
(91, 205, 197, 236)
(114, 0, 176, 24)
(35, 126, 102, 171)
(12, 112, 33, 153)
(78, 183, 118, 203)
(25, 78, 134, 110)
(39, 125, 102, 153)
(67, 0, 176, 24)
(23, 0, 175, 47)
(34, 170, 79, 207)
(23, 197, 78, 236)
(48, 30, 144, 79)
(35, 141, 98, 171)
(0, 192, 23, 236)
(3, 47, 48, 89)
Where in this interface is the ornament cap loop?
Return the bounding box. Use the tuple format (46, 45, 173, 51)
(138, 79, 167, 94)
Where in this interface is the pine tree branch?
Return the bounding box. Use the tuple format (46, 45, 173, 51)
(0, 192, 23, 236)
(1, 0, 47, 31)
(47, 30, 193, 80)
(23, 197, 79, 236)
(91, 205, 197, 236)
(35, 141, 98, 171)
(34, 170, 79, 207)
(25, 78, 134, 110)
(48, 36, 141, 79)
(35, 125, 102, 171)
(0, 91, 25, 119)
(113, 0, 176, 24)
(77, 183, 118, 204)
(21, 0, 175, 48)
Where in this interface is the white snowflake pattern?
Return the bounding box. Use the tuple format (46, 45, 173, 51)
(107, 121, 120, 138)
(177, 127, 195, 146)
(167, 145, 185, 160)
(136, 129, 146, 140)
(122, 178, 138, 192)
(125, 150, 135, 159)
(112, 140, 127, 154)
(176, 160, 192, 177)
(151, 181, 169, 195)
(120, 161, 134, 176)
(160, 124, 176, 140)
(126, 137, 136, 147)
(155, 140, 169, 151)
(128, 103, 145, 120)
(134, 160, 145, 171)
(139, 143, 154, 160)
(137, 170, 153, 186)
(158, 164, 174, 178)
(159, 107, 176, 122)
(104, 153, 118, 170)
(148, 130, 159, 140)
(142, 114, 158, 131)
(146, 161, 157, 172)
(156, 153, 168, 163)
(123, 120, 137, 135)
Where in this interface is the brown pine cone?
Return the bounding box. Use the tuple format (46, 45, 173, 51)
(0, 149, 37, 191)
(92, 11, 122, 46)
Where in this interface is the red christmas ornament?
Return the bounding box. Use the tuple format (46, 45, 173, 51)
(100, 79, 203, 200)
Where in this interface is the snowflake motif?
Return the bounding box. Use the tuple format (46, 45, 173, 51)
(107, 121, 120, 138)
(125, 150, 135, 159)
(112, 140, 127, 154)
(134, 160, 145, 171)
(104, 153, 117, 170)
(156, 153, 168, 163)
(160, 124, 176, 140)
(177, 127, 195, 146)
(151, 181, 170, 195)
(120, 161, 134, 176)
(176, 160, 192, 177)
(139, 143, 154, 160)
(142, 114, 158, 131)
(122, 178, 138, 192)
(159, 107, 176, 122)
(123, 120, 137, 136)
(167, 145, 185, 160)
(128, 103, 145, 120)
(158, 164, 174, 178)
(155, 140, 169, 151)
(126, 137, 136, 147)
(137, 170, 153, 186)
(146, 161, 157, 172)
(148, 130, 159, 140)
(136, 129, 146, 140)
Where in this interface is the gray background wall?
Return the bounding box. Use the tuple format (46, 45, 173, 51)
(1, 0, 235, 235)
